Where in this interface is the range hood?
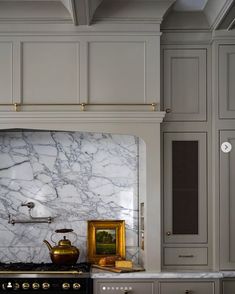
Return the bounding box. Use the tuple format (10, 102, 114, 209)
(0, 110, 165, 271)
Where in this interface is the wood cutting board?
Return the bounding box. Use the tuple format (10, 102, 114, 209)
(92, 264, 145, 273)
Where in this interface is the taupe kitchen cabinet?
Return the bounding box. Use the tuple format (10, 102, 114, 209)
(0, 42, 15, 105)
(220, 131, 235, 269)
(218, 45, 235, 119)
(163, 132, 208, 266)
(222, 280, 235, 294)
(158, 281, 219, 294)
(94, 280, 154, 294)
(163, 48, 207, 121)
(163, 132, 207, 244)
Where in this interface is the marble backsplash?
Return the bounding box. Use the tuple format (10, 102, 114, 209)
(0, 130, 139, 263)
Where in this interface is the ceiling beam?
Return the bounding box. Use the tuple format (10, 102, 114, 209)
(203, 0, 234, 29)
(217, 2, 235, 30)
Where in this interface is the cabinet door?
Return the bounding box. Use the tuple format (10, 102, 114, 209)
(220, 131, 235, 269)
(159, 281, 216, 294)
(164, 132, 207, 243)
(222, 280, 235, 294)
(95, 281, 154, 294)
(163, 49, 207, 121)
(0, 42, 13, 104)
(219, 45, 235, 119)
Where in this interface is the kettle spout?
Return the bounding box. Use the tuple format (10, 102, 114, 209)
(43, 239, 52, 252)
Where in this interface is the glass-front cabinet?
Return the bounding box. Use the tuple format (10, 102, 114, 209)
(163, 132, 208, 267)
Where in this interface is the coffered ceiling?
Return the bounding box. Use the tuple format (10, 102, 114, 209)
(0, 0, 233, 30)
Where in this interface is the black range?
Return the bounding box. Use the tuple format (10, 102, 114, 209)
(0, 263, 92, 293)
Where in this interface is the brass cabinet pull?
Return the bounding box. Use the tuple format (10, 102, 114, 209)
(14, 103, 20, 112)
(165, 108, 172, 113)
(166, 231, 171, 236)
(178, 255, 194, 258)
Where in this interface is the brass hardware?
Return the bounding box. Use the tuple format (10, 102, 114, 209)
(185, 290, 190, 294)
(3, 102, 159, 112)
(178, 255, 194, 258)
(0, 270, 82, 275)
(81, 103, 86, 111)
(73, 283, 81, 290)
(166, 231, 171, 236)
(165, 108, 172, 113)
(8, 202, 54, 225)
(121, 291, 129, 294)
(14, 283, 20, 290)
(62, 283, 70, 290)
(22, 282, 30, 290)
(32, 283, 40, 290)
(42, 283, 50, 290)
(14, 103, 19, 112)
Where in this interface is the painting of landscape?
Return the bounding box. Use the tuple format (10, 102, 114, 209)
(95, 229, 116, 255)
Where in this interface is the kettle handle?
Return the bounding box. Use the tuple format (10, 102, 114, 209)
(50, 229, 78, 244)
(55, 229, 73, 233)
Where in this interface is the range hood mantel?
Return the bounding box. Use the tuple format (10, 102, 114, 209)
(0, 110, 165, 272)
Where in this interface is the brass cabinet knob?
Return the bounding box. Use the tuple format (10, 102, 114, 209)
(165, 108, 172, 113)
(73, 283, 81, 290)
(166, 231, 171, 236)
(62, 283, 70, 290)
(42, 282, 50, 290)
(32, 283, 40, 290)
(22, 282, 30, 290)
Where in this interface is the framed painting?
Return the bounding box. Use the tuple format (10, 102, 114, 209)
(87, 220, 125, 264)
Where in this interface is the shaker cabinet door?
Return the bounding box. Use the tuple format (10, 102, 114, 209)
(163, 132, 207, 244)
(220, 131, 235, 269)
(219, 45, 235, 119)
(222, 280, 235, 294)
(163, 49, 207, 121)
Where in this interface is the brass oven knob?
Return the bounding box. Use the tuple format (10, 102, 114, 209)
(32, 283, 40, 290)
(42, 282, 50, 290)
(22, 282, 30, 290)
(14, 283, 20, 290)
(62, 283, 70, 290)
(73, 283, 81, 290)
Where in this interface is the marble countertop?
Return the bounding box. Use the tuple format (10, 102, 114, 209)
(91, 269, 235, 279)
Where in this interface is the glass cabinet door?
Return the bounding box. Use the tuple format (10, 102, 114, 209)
(163, 132, 207, 243)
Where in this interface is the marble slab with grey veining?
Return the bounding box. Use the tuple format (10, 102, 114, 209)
(0, 130, 139, 263)
(221, 271, 235, 278)
(91, 269, 224, 279)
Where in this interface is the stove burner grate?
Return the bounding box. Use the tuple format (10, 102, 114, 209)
(0, 262, 91, 273)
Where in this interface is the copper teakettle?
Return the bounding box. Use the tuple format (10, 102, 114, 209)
(43, 229, 80, 265)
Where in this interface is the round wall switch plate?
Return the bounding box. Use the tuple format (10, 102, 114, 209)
(221, 142, 232, 153)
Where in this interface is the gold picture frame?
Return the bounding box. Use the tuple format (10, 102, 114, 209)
(88, 220, 126, 264)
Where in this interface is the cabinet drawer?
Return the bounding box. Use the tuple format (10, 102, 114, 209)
(159, 281, 215, 294)
(164, 247, 208, 265)
(97, 281, 154, 294)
